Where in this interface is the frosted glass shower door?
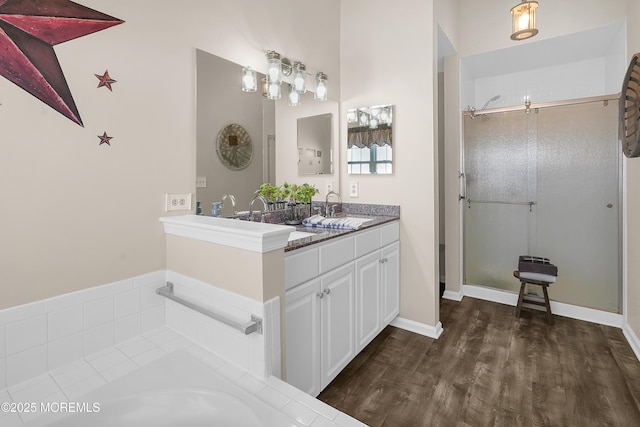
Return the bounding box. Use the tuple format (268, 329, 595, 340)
(463, 112, 537, 291)
(535, 102, 619, 312)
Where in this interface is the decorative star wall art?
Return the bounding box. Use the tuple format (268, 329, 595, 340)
(95, 69, 116, 91)
(97, 131, 113, 146)
(0, 0, 124, 126)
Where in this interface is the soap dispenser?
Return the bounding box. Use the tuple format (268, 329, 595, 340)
(211, 201, 222, 217)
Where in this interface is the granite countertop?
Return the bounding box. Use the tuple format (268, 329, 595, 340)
(285, 213, 399, 252)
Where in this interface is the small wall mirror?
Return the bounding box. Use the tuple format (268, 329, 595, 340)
(297, 113, 333, 175)
(347, 104, 394, 174)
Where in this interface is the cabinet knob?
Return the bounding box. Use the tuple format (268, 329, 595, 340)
(323, 288, 331, 295)
(316, 292, 324, 299)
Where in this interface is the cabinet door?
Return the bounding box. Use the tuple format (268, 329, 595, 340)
(285, 278, 321, 396)
(355, 251, 381, 352)
(320, 262, 355, 390)
(381, 242, 400, 326)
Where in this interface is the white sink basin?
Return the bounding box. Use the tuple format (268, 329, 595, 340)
(288, 231, 317, 241)
(343, 216, 375, 223)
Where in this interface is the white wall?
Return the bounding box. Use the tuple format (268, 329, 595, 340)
(341, 0, 440, 327)
(0, 0, 340, 310)
(626, 1, 640, 344)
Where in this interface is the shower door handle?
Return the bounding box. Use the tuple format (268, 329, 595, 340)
(606, 204, 613, 208)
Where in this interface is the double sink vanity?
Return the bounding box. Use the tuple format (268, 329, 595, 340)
(160, 204, 399, 398)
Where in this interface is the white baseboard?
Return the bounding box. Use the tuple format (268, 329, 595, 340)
(442, 289, 463, 301)
(391, 317, 443, 339)
(623, 323, 640, 362)
(461, 284, 624, 328)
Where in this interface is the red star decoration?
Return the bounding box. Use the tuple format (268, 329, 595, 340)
(95, 69, 116, 91)
(0, 1, 124, 126)
(97, 131, 113, 146)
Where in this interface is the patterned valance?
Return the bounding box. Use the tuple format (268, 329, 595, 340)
(347, 124, 393, 149)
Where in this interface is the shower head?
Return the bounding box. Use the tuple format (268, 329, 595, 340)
(480, 94, 501, 111)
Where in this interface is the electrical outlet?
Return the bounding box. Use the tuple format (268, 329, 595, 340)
(349, 181, 359, 198)
(165, 193, 192, 212)
(326, 182, 333, 194)
(196, 176, 207, 188)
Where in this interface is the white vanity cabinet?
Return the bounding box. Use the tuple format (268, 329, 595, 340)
(285, 220, 399, 396)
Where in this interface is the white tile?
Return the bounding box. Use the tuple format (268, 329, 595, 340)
(200, 352, 225, 370)
(141, 306, 165, 333)
(140, 282, 164, 311)
(84, 322, 114, 356)
(156, 335, 191, 353)
(143, 327, 182, 346)
(19, 390, 66, 424)
(310, 416, 340, 427)
(183, 343, 208, 360)
(61, 374, 106, 400)
(118, 337, 155, 358)
(236, 373, 267, 395)
(114, 313, 140, 344)
(296, 392, 342, 421)
(92, 278, 132, 300)
(216, 362, 245, 381)
(0, 358, 5, 389)
(44, 290, 92, 313)
(0, 301, 44, 326)
(100, 359, 138, 382)
(48, 333, 84, 370)
(0, 325, 5, 357)
(6, 315, 47, 355)
(51, 360, 97, 388)
(6, 344, 47, 386)
(131, 347, 165, 366)
(132, 271, 165, 288)
(334, 413, 368, 427)
(84, 296, 113, 330)
(8, 374, 59, 402)
(256, 385, 291, 409)
(114, 289, 140, 319)
(265, 376, 303, 399)
(48, 305, 83, 341)
(282, 399, 319, 427)
(0, 412, 22, 427)
(87, 348, 128, 372)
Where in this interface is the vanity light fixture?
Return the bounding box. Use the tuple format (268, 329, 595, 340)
(267, 80, 281, 100)
(293, 62, 306, 94)
(314, 72, 328, 101)
(287, 84, 300, 106)
(510, 0, 539, 41)
(241, 67, 257, 92)
(266, 50, 282, 84)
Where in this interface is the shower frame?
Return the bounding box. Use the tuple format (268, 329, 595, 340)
(460, 92, 624, 313)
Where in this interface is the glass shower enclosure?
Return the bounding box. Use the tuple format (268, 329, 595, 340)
(463, 99, 620, 312)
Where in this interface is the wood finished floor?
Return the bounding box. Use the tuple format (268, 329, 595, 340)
(318, 297, 640, 427)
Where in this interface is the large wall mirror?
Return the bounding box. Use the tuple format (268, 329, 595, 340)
(196, 49, 275, 216)
(347, 104, 394, 174)
(297, 113, 332, 175)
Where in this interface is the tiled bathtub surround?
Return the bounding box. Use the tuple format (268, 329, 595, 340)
(0, 271, 166, 389)
(164, 270, 281, 378)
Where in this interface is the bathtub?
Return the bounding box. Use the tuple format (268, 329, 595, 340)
(26, 351, 302, 427)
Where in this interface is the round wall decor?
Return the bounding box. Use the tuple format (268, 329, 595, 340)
(216, 123, 253, 170)
(620, 53, 640, 158)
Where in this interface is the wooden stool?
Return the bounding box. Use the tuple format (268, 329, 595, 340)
(513, 270, 554, 324)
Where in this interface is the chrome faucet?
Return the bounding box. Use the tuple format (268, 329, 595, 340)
(249, 194, 269, 222)
(325, 191, 342, 218)
(220, 193, 237, 215)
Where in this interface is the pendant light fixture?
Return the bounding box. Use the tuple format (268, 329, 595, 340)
(241, 67, 257, 92)
(510, 1, 539, 41)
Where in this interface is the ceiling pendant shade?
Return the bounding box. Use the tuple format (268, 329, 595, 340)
(510, 1, 539, 41)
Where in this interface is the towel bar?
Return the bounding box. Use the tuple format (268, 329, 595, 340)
(156, 282, 263, 335)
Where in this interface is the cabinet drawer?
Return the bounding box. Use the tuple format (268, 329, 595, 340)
(285, 246, 319, 290)
(380, 221, 400, 247)
(319, 236, 354, 274)
(355, 228, 380, 258)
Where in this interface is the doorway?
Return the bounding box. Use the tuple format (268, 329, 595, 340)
(463, 98, 620, 312)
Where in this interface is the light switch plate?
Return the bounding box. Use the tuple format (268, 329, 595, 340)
(349, 181, 359, 198)
(196, 176, 207, 188)
(326, 182, 333, 194)
(165, 193, 192, 211)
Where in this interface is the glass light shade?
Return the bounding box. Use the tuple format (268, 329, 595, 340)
(369, 118, 379, 129)
(359, 112, 369, 126)
(510, 1, 538, 41)
(267, 81, 281, 100)
(293, 63, 306, 94)
(241, 67, 257, 92)
(266, 51, 282, 84)
(347, 110, 357, 123)
(379, 108, 390, 124)
(288, 84, 300, 106)
(314, 72, 328, 101)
